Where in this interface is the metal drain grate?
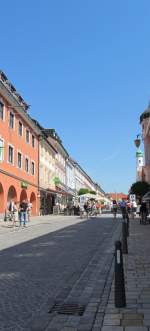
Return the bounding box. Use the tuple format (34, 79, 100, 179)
(49, 303, 85, 316)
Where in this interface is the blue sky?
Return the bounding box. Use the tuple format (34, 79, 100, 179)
(0, 0, 150, 193)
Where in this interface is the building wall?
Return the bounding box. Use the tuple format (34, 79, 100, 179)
(141, 118, 150, 183)
(48, 135, 67, 189)
(0, 92, 39, 215)
(39, 140, 56, 190)
(66, 160, 75, 190)
(55, 153, 66, 185)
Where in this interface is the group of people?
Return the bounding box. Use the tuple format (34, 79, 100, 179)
(6, 199, 32, 227)
(112, 199, 137, 219)
(80, 200, 101, 218)
(112, 198, 150, 224)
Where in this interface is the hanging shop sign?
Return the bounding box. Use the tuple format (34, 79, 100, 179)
(21, 181, 28, 189)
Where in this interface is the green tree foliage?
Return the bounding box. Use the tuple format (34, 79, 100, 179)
(90, 190, 96, 195)
(130, 181, 150, 197)
(78, 188, 90, 195)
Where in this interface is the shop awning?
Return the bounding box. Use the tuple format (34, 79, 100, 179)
(142, 191, 150, 202)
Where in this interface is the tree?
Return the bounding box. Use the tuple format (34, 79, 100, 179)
(130, 181, 150, 197)
(78, 188, 90, 196)
(90, 190, 96, 195)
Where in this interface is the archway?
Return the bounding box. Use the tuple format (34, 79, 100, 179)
(7, 185, 17, 202)
(20, 189, 27, 203)
(0, 183, 4, 213)
(30, 192, 36, 215)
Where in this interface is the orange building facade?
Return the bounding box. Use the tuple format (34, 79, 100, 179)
(0, 71, 40, 215)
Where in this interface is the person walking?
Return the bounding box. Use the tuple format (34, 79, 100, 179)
(120, 199, 127, 220)
(126, 200, 131, 215)
(84, 201, 91, 218)
(140, 202, 148, 225)
(19, 200, 28, 227)
(112, 200, 117, 219)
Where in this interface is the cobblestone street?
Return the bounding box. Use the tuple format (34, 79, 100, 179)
(0, 215, 121, 331)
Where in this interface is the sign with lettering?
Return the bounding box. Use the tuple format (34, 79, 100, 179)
(130, 194, 136, 201)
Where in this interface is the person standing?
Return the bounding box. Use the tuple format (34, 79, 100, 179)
(120, 199, 127, 220)
(13, 202, 18, 227)
(19, 200, 28, 227)
(112, 200, 117, 219)
(27, 199, 32, 222)
(131, 200, 137, 219)
(140, 202, 148, 224)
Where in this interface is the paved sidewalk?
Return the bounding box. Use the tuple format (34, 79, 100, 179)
(99, 217, 150, 331)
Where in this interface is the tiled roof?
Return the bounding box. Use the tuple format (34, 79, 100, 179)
(108, 192, 128, 200)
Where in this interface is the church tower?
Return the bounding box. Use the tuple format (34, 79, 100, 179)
(136, 150, 143, 181)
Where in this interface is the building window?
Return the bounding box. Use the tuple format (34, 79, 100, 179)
(8, 145, 14, 164)
(25, 158, 29, 173)
(0, 102, 4, 120)
(9, 112, 14, 129)
(26, 130, 30, 143)
(31, 161, 35, 175)
(0, 139, 4, 162)
(32, 135, 35, 148)
(18, 152, 22, 169)
(18, 121, 23, 136)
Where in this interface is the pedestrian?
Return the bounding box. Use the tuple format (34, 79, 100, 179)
(96, 202, 101, 215)
(27, 199, 32, 222)
(91, 202, 97, 216)
(131, 200, 137, 219)
(13, 202, 18, 227)
(112, 200, 117, 219)
(140, 202, 148, 225)
(126, 200, 131, 215)
(7, 199, 14, 213)
(7, 199, 15, 222)
(19, 199, 28, 227)
(120, 199, 127, 220)
(84, 201, 90, 218)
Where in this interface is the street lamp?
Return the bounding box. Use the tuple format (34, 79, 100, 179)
(134, 134, 142, 148)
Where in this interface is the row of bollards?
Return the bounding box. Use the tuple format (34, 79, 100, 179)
(114, 213, 130, 308)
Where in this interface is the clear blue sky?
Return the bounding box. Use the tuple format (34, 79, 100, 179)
(1, 0, 149, 193)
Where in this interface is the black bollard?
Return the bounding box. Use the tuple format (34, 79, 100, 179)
(126, 213, 129, 237)
(122, 221, 128, 254)
(114, 240, 126, 308)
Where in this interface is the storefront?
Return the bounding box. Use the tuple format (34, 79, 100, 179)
(39, 189, 56, 215)
(0, 171, 38, 216)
